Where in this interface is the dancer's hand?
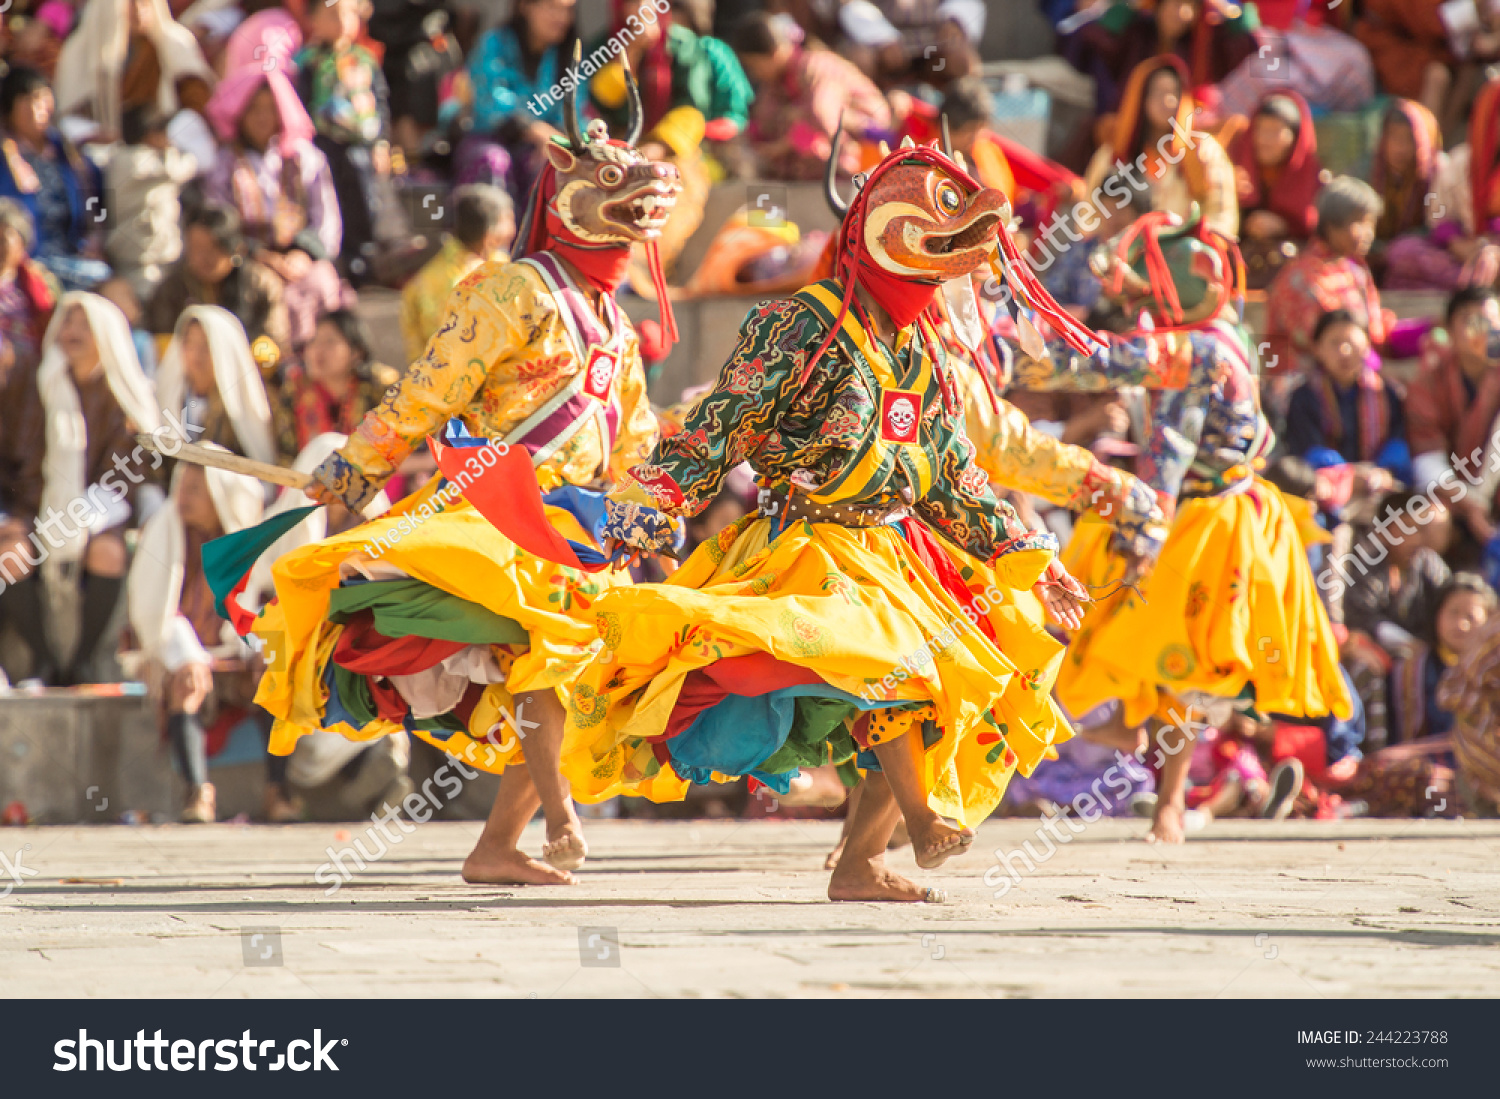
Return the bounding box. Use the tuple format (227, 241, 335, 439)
(602, 495, 682, 559)
(305, 480, 338, 507)
(1120, 548, 1156, 585)
(1035, 559, 1087, 631)
(602, 538, 641, 569)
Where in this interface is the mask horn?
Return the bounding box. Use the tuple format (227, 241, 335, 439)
(825, 112, 849, 217)
(940, 113, 954, 159)
(562, 39, 585, 151)
(622, 50, 644, 147)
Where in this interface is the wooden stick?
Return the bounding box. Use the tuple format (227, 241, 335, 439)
(135, 434, 314, 491)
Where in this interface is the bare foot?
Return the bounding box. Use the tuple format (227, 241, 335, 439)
(1146, 801, 1186, 845)
(909, 815, 974, 869)
(542, 805, 588, 872)
(827, 852, 942, 902)
(824, 834, 847, 870)
(462, 846, 575, 885)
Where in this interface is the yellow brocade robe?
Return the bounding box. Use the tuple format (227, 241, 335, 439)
(255, 259, 658, 772)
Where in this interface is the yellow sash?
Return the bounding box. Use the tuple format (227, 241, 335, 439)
(795, 281, 939, 506)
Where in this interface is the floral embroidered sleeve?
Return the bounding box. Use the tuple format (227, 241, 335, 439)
(1010, 330, 1221, 519)
(314, 282, 514, 510)
(626, 299, 829, 516)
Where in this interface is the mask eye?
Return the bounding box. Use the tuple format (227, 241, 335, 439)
(935, 181, 963, 216)
(597, 163, 624, 187)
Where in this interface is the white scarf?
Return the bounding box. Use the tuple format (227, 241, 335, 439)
(54, 0, 217, 138)
(128, 451, 264, 669)
(36, 293, 161, 662)
(156, 304, 277, 467)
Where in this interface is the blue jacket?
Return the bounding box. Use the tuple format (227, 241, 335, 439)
(0, 131, 100, 257)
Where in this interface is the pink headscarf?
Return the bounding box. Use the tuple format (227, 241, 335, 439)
(204, 9, 314, 156)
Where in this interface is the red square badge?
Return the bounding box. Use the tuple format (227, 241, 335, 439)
(582, 346, 620, 402)
(879, 389, 922, 444)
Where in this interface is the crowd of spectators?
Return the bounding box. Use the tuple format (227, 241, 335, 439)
(0, 0, 1498, 827)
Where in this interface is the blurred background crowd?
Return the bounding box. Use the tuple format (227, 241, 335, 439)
(3, 0, 1500, 829)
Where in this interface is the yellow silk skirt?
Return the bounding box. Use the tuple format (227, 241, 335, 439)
(253, 476, 631, 774)
(560, 514, 1071, 827)
(1058, 478, 1352, 729)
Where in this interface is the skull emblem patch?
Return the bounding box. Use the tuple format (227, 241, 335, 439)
(582, 346, 620, 401)
(880, 390, 922, 444)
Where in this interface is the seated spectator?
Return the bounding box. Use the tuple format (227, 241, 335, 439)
(1391, 573, 1496, 743)
(1265, 176, 1391, 376)
(1285, 309, 1410, 485)
(0, 65, 110, 291)
(24, 293, 161, 685)
(296, 0, 393, 285)
(52, 0, 216, 158)
(274, 308, 399, 464)
(203, 11, 345, 350)
(3, 1, 74, 80)
(127, 458, 299, 822)
(1372, 100, 1451, 289)
(1331, 487, 1454, 752)
(1356, 0, 1500, 141)
(1335, 573, 1496, 817)
(452, 0, 578, 198)
(1226, 92, 1322, 290)
(1405, 287, 1500, 544)
(1415, 74, 1500, 294)
(155, 305, 277, 466)
(1062, 0, 1257, 123)
(0, 198, 56, 681)
(589, 0, 750, 283)
(366, 0, 464, 161)
(734, 11, 892, 182)
(590, 0, 753, 172)
(1434, 610, 1500, 815)
(105, 105, 196, 302)
(0, 197, 56, 375)
(1214, 1, 1374, 122)
(400, 184, 513, 365)
(1337, 489, 1455, 655)
(147, 203, 293, 373)
(834, 0, 985, 89)
(1081, 55, 1237, 241)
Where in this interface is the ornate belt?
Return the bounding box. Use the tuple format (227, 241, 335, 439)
(758, 488, 911, 528)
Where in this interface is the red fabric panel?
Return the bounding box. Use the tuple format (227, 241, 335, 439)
(896, 518, 1000, 644)
(332, 610, 467, 675)
(1272, 722, 1329, 785)
(368, 676, 411, 724)
(659, 652, 827, 740)
(429, 435, 607, 573)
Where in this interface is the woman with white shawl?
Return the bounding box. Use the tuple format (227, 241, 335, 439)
(53, 0, 217, 161)
(23, 291, 161, 685)
(127, 451, 277, 822)
(127, 433, 387, 822)
(155, 304, 277, 472)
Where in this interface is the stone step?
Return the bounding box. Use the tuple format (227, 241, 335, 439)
(0, 693, 174, 824)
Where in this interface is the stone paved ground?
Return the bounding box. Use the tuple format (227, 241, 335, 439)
(2, 819, 1498, 997)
